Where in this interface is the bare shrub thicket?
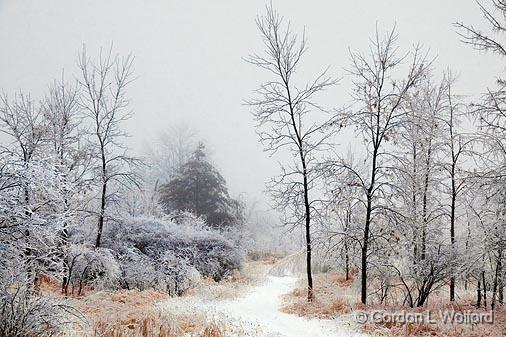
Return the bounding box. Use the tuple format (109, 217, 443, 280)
(103, 214, 242, 295)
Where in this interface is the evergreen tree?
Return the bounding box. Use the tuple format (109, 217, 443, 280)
(159, 143, 243, 228)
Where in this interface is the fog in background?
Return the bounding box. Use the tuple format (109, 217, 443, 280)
(0, 0, 502, 203)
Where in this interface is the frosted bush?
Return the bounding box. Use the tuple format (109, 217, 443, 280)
(64, 244, 121, 295)
(0, 284, 78, 337)
(103, 214, 242, 294)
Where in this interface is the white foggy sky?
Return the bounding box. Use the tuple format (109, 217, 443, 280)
(0, 0, 503, 203)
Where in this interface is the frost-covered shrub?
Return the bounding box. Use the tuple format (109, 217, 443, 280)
(63, 244, 121, 295)
(158, 251, 200, 296)
(102, 215, 242, 294)
(166, 212, 243, 280)
(117, 248, 199, 295)
(0, 284, 78, 337)
(116, 248, 161, 290)
(0, 159, 75, 278)
(190, 235, 242, 281)
(0, 248, 80, 337)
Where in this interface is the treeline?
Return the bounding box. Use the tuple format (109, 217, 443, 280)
(248, 3, 506, 307)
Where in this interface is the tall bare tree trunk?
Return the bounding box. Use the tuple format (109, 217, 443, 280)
(450, 164, 456, 302)
(96, 181, 107, 248)
(421, 143, 432, 261)
(361, 197, 371, 304)
(96, 151, 107, 248)
(345, 209, 350, 281)
(302, 167, 313, 301)
(492, 249, 503, 309)
(362, 146, 378, 304)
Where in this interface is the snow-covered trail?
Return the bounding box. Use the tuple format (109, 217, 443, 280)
(204, 275, 368, 337)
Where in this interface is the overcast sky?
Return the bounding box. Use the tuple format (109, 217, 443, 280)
(0, 0, 503, 204)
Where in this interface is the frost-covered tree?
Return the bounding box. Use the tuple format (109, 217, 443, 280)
(0, 90, 76, 288)
(387, 73, 450, 306)
(0, 157, 73, 290)
(159, 143, 243, 228)
(41, 75, 91, 250)
(77, 46, 140, 248)
(0, 92, 47, 206)
(323, 155, 363, 282)
(456, 0, 506, 307)
(337, 27, 430, 304)
(439, 73, 474, 301)
(246, 4, 338, 302)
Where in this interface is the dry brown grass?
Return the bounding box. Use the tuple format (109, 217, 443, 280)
(89, 315, 227, 337)
(281, 272, 355, 319)
(37, 271, 97, 297)
(282, 297, 351, 319)
(282, 272, 506, 337)
(64, 287, 231, 337)
(92, 316, 179, 337)
(37, 273, 62, 294)
(361, 320, 440, 337)
(200, 325, 225, 337)
(357, 292, 506, 337)
(59, 261, 275, 337)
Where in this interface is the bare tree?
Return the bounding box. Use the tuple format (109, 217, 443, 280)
(439, 73, 474, 301)
(0, 93, 45, 165)
(143, 123, 198, 187)
(77, 46, 139, 248)
(323, 153, 363, 282)
(246, 5, 337, 301)
(340, 27, 430, 304)
(42, 74, 90, 238)
(456, 1, 506, 306)
(0, 92, 46, 206)
(455, 1, 506, 57)
(395, 73, 448, 264)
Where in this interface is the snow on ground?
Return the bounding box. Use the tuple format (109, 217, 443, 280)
(201, 275, 369, 337)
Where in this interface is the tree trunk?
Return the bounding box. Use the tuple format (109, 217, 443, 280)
(345, 242, 350, 281)
(361, 144, 378, 305)
(482, 270, 487, 308)
(96, 146, 107, 248)
(477, 279, 482, 308)
(345, 209, 350, 281)
(412, 143, 418, 263)
(95, 180, 107, 248)
(302, 163, 313, 302)
(464, 221, 471, 291)
(421, 145, 432, 261)
(492, 250, 503, 309)
(361, 196, 372, 305)
(449, 185, 456, 302)
(285, 71, 313, 302)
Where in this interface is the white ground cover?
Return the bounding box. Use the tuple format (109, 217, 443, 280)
(160, 273, 369, 337)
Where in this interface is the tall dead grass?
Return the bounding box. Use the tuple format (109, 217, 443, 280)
(281, 272, 356, 319)
(60, 261, 274, 337)
(282, 272, 506, 337)
(89, 315, 225, 337)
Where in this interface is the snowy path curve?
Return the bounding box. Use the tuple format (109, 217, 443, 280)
(204, 275, 368, 337)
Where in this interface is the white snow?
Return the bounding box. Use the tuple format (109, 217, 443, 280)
(202, 275, 370, 337)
